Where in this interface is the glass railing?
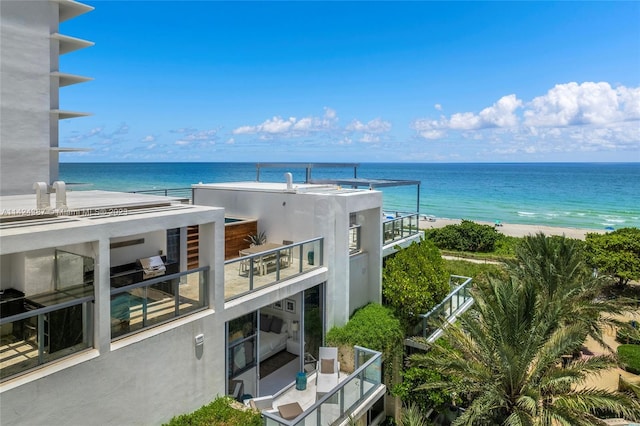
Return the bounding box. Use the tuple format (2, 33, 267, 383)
(348, 225, 361, 255)
(0, 293, 94, 381)
(224, 238, 323, 301)
(383, 213, 420, 245)
(411, 275, 473, 340)
(129, 187, 193, 202)
(263, 346, 383, 426)
(111, 266, 209, 339)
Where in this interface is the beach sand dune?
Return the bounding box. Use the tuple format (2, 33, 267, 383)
(419, 218, 607, 240)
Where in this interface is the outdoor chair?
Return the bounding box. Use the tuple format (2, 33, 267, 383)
(316, 346, 339, 398)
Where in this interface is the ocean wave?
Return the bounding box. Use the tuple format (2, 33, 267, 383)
(517, 211, 537, 217)
(599, 218, 627, 224)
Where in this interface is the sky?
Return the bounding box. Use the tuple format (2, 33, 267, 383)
(59, 1, 640, 163)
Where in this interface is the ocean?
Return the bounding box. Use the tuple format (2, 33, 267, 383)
(59, 162, 640, 231)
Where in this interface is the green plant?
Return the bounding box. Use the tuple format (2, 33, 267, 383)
(326, 303, 403, 385)
(585, 227, 640, 286)
(399, 403, 429, 426)
(618, 344, 640, 375)
(424, 220, 500, 253)
(244, 231, 267, 246)
(383, 239, 449, 334)
(163, 396, 261, 426)
(617, 321, 640, 345)
(392, 366, 449, 414)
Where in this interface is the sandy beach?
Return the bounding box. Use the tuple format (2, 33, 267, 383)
(419, 217, 608, 240)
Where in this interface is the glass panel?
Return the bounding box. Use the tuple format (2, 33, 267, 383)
(304, 285, 323, 363)
(278, 245, 299, 281)
(0, 317, 39, 380)
(145, 279, 178, 327)
(1, 301, 93, 381)
(342, 375, 361, 416)
(224, 239, 323, 300)
(111, 268, 208, 339)
(179, 270, 206, 315)
(228, 313, 257, 382)
(56, 250, 94, 289)
(111, 289, 145, 338)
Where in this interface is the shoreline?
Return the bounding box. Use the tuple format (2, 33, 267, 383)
(419, 217, 608, 240)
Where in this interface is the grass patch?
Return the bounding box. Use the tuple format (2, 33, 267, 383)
(163, 396, 262, 426)
(444, 259, 507, 285)
(618, 344, 640, 375)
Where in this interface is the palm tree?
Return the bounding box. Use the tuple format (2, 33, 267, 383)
(411, 276, 639, 425)
(507, 233, 629, 350)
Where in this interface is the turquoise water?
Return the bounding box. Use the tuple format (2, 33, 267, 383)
(60, 162, 640, 231)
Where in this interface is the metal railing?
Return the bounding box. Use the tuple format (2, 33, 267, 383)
(111, 266, 209, 339)
(410, 275, 473, 343)
(263, 346, 384, 426)
(224, 238, 324, 301)
(383, 213, 420, 245)
(0, 295, 94, 381)
(129, 187, 193, 202)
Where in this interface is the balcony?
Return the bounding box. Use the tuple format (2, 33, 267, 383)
(405, 275, 474, 350)
(0, 288, 94, 381)
(260, 346, 385, 426)
(110, 267, 209, 339)
(224, 238, 323, 300)
(382, 213, 422, 257)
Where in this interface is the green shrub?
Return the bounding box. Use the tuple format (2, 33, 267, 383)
(391, 366, 448, 414)
(327, 303, 403, 359)
(383, 239, 450, 333)
(164, 396, 262, 426)
(618, 344, 640, 375)
(424, 220, 500, 253)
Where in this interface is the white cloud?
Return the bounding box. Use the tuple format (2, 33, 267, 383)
(346, 117, 391, 133)
(173, 128, 217, 147)
(434, 104, 442, 111)
(141, 135, 155, 142)
(412, 82, 640, 156)
(524, 82, 640, 126)
(232, 107, 338, 138)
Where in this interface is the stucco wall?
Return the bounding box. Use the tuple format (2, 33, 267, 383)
(0, 1, 54, 195)
(193, 185, 382, 328)
(0, 314, 227, 425)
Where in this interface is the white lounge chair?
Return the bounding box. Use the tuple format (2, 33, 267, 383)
(316, 347, 339, 398)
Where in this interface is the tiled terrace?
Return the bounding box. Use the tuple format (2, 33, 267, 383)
(224, 238, 323, 300)
(258, 346, 384, 426)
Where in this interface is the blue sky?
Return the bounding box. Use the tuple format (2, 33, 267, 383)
(59, 1, 640, 163)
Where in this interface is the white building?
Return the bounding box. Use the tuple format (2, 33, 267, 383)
(0, 2, 423, 424)
(0, 0, 93, 195)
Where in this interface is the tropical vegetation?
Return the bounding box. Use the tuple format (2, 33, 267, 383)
(423, 220, 502, 253)
(164, 396, 261, 426)
(585, 227, 640, 287)
(382, 239, 450, 333)
(407, 233, 640, 425)
(326, 303, 403, 373)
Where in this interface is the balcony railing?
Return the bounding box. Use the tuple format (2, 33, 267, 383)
(263, 346, 383, 426)
(111, 266, 209, 339)
(0, 293, 94, 381)
(224, 238, 323, 300)
(383, 213, 420, 245)
(409, 275, 473, 344)
(129, 187, 193, 202)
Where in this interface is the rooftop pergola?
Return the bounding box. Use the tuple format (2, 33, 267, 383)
(255, 162, 421, 213)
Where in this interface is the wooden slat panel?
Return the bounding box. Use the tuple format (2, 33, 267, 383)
(225, 220, 257, 260)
